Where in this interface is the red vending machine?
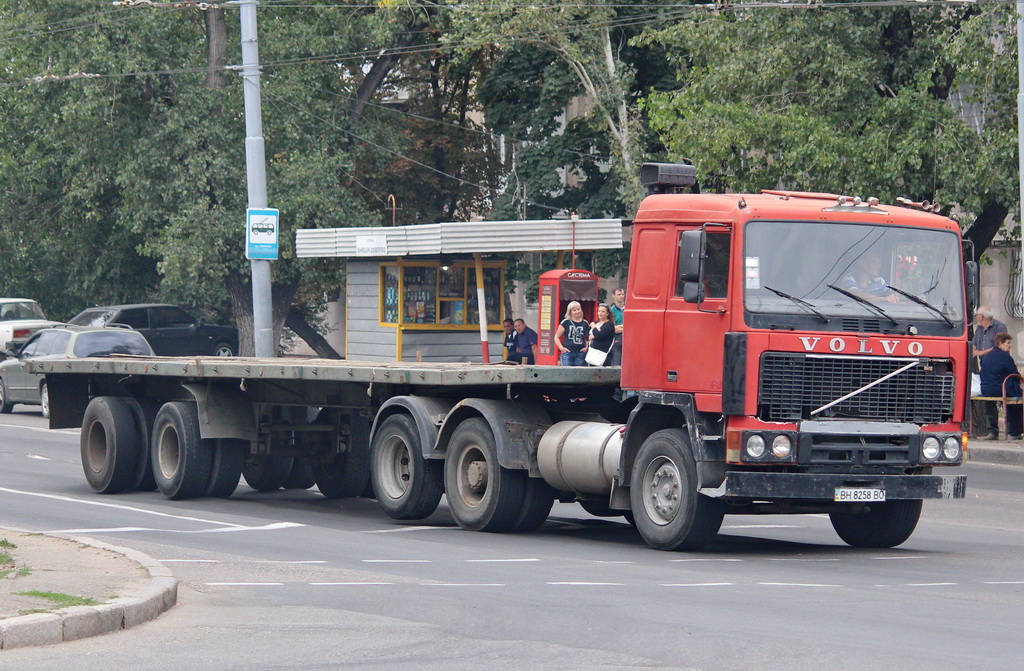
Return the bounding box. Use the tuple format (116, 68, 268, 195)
(536, 269, 600, 365)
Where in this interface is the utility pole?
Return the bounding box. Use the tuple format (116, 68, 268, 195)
(235, 0, 275, 357)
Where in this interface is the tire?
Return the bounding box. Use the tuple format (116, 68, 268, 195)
(444, 417, 527, 532)
(81, 396, 141, 494)
(125, 397, 161, 492)
(151, 401, 213, 500)
(629, 429, 725, 551)
(0, 378, 13, 413)
(206, 438, 245, 498)
(510, 477, 556, 532)
(371, 414, 444, 520)
(284, 458, 317, 489)
(39, 382, 49, 419)
(313, 414, 371, 499)
(242, 455, 294, 491)
(212, 342, 235, 357)
(829, 500, 923, 548)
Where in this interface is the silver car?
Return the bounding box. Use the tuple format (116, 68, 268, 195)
(0, 325, 153, 418)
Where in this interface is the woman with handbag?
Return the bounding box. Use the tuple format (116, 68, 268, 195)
(586, 304, 615, 366)
(555, 301, 589, 366)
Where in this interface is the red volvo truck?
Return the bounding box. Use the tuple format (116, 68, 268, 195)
(32, 163, 971, 551)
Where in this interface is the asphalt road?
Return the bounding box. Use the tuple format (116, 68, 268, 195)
(1, 407, 1022, 670)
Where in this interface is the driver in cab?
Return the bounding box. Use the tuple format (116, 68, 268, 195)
(839, 252, 900, 304)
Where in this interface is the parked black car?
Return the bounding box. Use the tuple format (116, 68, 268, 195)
(68, 304, 238, 357)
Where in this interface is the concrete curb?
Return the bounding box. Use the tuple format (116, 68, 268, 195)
(0, 534, 177, 650)
(967, 440, 1024, 467)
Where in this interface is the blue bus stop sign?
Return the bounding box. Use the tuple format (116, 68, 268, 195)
(246, 208, 279, 260)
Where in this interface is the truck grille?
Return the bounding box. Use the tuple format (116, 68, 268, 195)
(758, 353, 955, 423)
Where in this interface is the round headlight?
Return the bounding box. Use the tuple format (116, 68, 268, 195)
(942, 436, 961, 461)
(921, 436, 941, 461)
(746, 434, 766, 459)
(771, 435, 792, 458)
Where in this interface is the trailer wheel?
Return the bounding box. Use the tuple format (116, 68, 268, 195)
(152, 401, 213, 500)
(242, 455, 293, 491)
(81, 396, 140, 494)
(444, 417, 526, 532)
(829, 500, 923, 548)
(630, 429, 724, 551)
(284, 459, 317, 489)
(205, 438, 245, 498)
(371, 414, 443, 520)
(509, 478, 556, 532)
(313, 414, 371, 499)
(125, 398, 161, 492)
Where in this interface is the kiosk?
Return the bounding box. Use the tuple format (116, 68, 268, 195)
(537, 269, 600, 366)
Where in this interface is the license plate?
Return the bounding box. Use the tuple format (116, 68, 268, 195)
(834, 488, 886, 502)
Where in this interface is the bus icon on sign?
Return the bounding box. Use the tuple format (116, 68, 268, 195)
(251, 217, 276, 236)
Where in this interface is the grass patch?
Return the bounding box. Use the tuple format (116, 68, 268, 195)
(0, 551, 12, 565)
(15, 591, 99, 608)
(0, 539, 16, 550)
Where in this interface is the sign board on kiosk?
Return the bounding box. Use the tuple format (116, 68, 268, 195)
(536, 269, 600, 366)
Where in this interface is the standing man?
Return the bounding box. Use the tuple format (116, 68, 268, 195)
(508, 318, 539, 365)
(502, 318, 518, 360)
(608, 287, 626, 366)
(972, 305, 1009, 440)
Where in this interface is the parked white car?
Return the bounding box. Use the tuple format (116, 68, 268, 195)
(0, 298, 62, 348)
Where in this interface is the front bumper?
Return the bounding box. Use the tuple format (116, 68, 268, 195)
(701, 472, 966, 500)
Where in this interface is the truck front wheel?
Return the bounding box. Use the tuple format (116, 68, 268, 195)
(81, 396, 140, 494)
(371, 414, 443, 520)
(829, 500, 922, 548)
(630, 429, 724, 551)
(444, 417, 526, 532)
(152, 401, 212, 500)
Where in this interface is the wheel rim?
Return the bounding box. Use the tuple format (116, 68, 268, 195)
(214, 344, 233, 357)
(40, 384, 49, 417)
(641, 455, 682, 526)
(378, 433, 412, 500)
(156, 425, 180, 480)
(454, 445, 488, 509)
(84, 419, 107, 475)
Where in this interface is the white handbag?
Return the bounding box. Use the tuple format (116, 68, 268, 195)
(585, 347, 608, 366)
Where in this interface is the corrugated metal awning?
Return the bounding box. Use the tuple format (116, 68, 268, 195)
(295, 218, 624, 258)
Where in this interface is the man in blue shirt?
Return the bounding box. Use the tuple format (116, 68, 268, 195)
(509, 318, 538, 365)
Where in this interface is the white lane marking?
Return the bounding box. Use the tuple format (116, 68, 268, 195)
(0, 422, 77, 434)
(465, 558, 539, 563)
(661, 582, 734, 587)
(207, 582, 283, 586)
(590, 560, 633, 564)
(0, 486, 247, 527)
(984, 581, 1024, 585)
(870, 556, 921, 560)
(159, 559, 220, 563)
(669, 558, 743, 563)
(362, 559, 430, 563)
(253, 560, 327, 564)
(907, 582, 957, 587)
(26, 454, 51, 460)
(766, 558, 841, 562)
(758, 582, 841, 588)
(547, 582, 624, 586)
(364, 526, 449, 533)
(311, 582, 394, 586)
(723, 524, 801, 529)
(48, 522, 305, 534)
(423, 583, 506, 587)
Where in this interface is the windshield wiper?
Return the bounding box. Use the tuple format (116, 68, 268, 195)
(885, 284, 955, 328)
(764, 286, 830, 322)
(826, 284, 898, 326)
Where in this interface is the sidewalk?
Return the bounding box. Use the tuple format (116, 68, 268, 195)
(967, 435, 1024, 467)
(0, 529, 176, 650)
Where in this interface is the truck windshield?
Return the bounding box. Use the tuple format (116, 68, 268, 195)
(744, 220, 964, 331)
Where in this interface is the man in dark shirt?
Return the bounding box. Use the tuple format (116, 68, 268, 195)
(508, 318, 539, 365)
(502, 318, 518, 360)
(972, 306, 1010, 439)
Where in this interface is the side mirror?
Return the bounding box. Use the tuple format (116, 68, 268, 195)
(964, 260, 979, 314)
(682, 281, 705, 304)
(678, 229, 705, 283)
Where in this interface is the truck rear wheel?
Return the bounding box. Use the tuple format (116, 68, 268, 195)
(284, 459, 317, 489)
(444, 417, 526, 532)
(313, 414, 371, 499)
(81, 396, 140, 494)
(510, 478, 555, 532)
(205, 438, 245, 498)
(371, 414, 444, 520)
(242, 455, 293, 491)
(152, 401, 212, 500)
(630, 429, 724, 551)
(829, 500, 922, 548)
(125, 397, 160, 492)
